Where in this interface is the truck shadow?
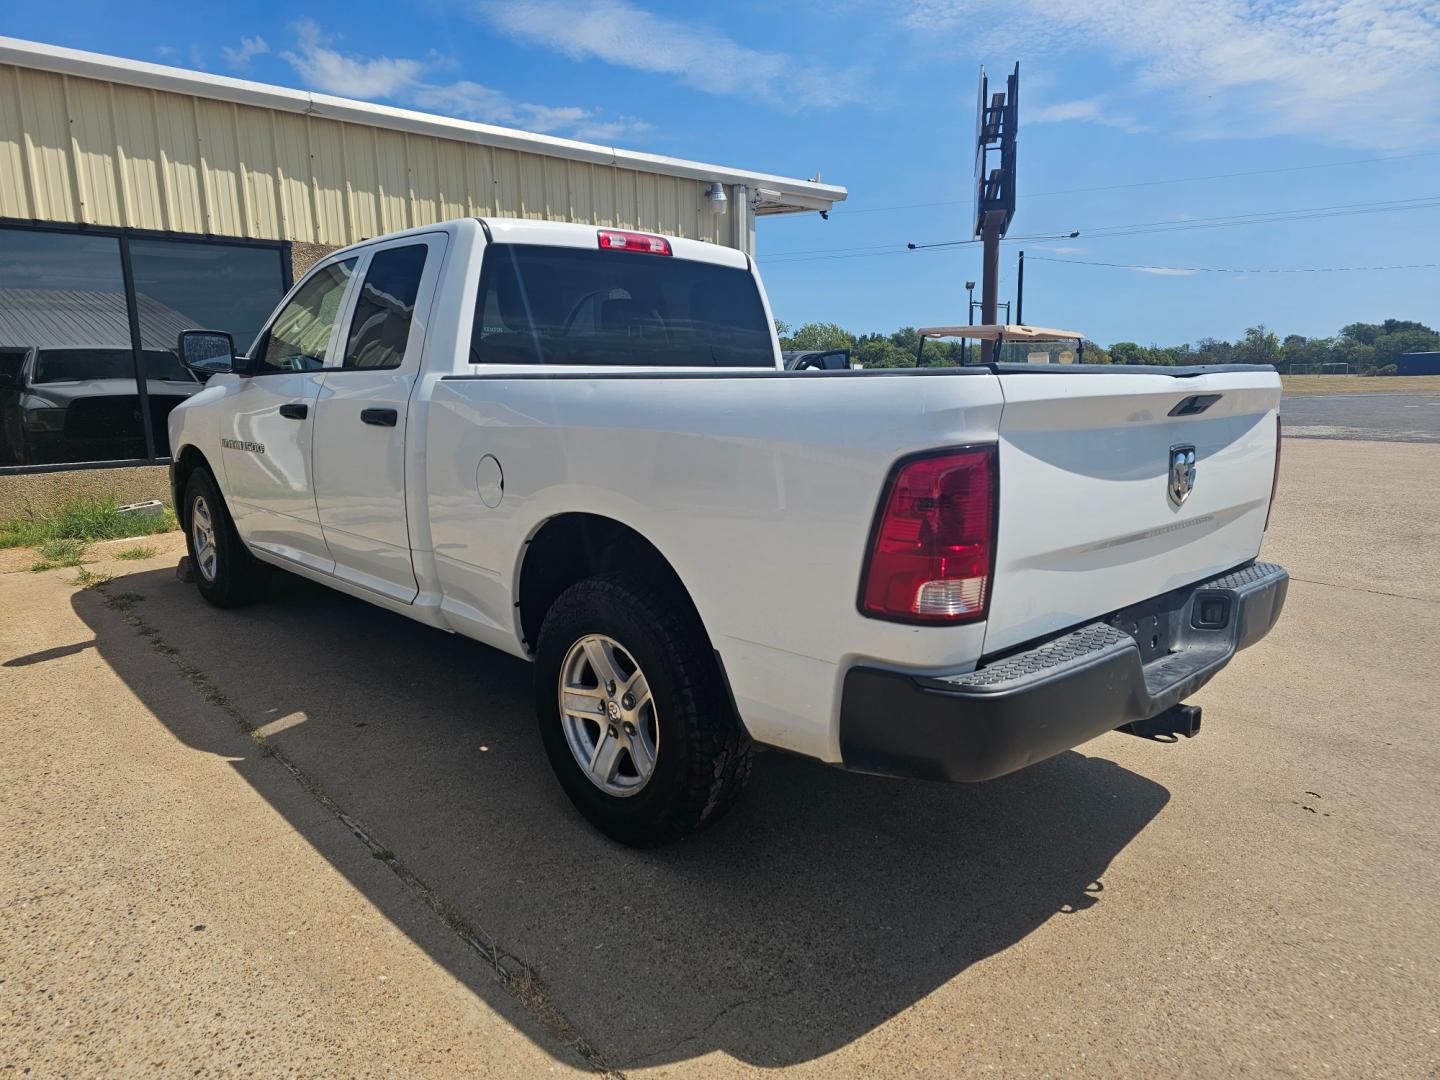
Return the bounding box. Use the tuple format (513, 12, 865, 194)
(73, 568, 1170, 1070)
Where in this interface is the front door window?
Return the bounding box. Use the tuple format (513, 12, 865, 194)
(257, 260, 357, 375)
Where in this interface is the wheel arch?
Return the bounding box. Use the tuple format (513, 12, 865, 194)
(170, 445, 215, 528)
(516, 513, 712, 657)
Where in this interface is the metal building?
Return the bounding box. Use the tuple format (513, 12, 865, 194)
(0, 35, 844, 500)
(1397, 352, 1440, 376)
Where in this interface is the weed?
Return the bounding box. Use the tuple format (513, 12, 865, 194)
(71, 566, 112, 589)
(109, 592, 144, 612)
(31, 537, 88, 571)
(1, 497, 178, 550)
(372, 848, 394, 861)
(114, 545, 157, 561)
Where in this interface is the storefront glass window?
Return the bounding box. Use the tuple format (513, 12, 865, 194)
(0, 230, 143, 466)
(0, 226, 290, 469)
(128, 239, 288, 455)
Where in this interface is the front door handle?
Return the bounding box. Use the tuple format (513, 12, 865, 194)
(360, 407, 398, 427)
(278, 402, 308, 420)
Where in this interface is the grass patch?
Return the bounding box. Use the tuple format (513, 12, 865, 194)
(113, 545, 157, 561)
(0, 497, 177, 550)
(1282, 374, 1440, 395)
(31, 537, 88, 571)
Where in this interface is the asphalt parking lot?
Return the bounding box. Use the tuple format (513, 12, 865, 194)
(3, 436, 1437, 1078)
(1282, 390, 1440, 442)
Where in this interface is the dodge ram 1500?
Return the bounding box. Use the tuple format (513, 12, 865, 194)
(169, 217, 1287, 845)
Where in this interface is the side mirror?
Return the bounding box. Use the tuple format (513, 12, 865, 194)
(815, 349, 852, 370)
(177, 330, 237, 377)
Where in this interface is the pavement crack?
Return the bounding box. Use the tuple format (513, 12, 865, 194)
(1288, 575, 1436, 605)
(97, 582, 625, 1079)
(625, 987, 799, 1068)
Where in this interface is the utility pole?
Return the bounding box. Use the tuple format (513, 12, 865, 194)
(1016, 250, 1025, 326)
(980, 210, 1004, 353)
(964, 280, 975, 363)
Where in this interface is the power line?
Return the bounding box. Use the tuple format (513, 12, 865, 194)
(1028, 151, 1440, 198)
(908, 195, 1440, 250)
(1028, 255, 1440, 274)
(908, 230, 1079, 252)
(833, 150, 1440, 215)
(759, 194, 1440, 264)
(1076, 194, 1440, 239)
(763, 230, 1079, 264)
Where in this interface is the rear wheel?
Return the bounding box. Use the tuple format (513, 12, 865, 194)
(535, 573, 752, 846)
(183, 467, 270, 608)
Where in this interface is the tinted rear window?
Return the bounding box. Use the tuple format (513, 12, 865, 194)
(469, 244, 774, 367)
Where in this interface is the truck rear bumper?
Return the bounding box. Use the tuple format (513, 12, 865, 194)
(838, 560, 1288, 782)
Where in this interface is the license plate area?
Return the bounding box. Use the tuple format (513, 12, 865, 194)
(1106, 593, 1179, 664)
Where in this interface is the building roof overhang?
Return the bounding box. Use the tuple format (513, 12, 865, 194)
(0, 36, 847, 218)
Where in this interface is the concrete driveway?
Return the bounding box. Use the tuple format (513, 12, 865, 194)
(2, 437, 1437, 1077)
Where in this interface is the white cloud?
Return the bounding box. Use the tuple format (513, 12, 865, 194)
(570, 116, 653, 140)
(906, 0, 1440, 148)
(222, 35, 270, 71)
(408, 80, 652, 139)
(478, 0, 867, 109)
(278, 22, 651, 143)
(282, 20, 425, 98)
(1029, 97, 1146, 133)
(1130, 265, 1198, 276)
(1030, 99, 1101, 123)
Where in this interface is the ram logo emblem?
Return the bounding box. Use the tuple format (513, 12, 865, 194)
(1169, 444, 1197, 506)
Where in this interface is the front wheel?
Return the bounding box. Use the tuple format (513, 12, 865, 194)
(534, 573, 752, 847)
(183, 467, 270, 608)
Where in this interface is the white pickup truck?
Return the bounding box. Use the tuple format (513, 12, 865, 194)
(170, 217, 1287, 846)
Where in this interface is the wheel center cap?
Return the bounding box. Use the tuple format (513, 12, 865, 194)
(606, 700, 621, 720)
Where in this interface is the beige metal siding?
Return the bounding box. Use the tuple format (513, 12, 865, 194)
(0, 62, 730, 247)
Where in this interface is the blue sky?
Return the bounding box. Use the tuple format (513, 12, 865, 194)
(7, 0, 1440, 346)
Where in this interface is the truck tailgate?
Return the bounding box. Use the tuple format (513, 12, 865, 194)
(983, 367, 1281, 656)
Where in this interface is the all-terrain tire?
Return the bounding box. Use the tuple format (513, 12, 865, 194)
(534, 572, 752, 847)
(183, 466, 271, 609)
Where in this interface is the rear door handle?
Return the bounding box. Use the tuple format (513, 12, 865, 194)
(278, 402, 308, 420)
(360, 407, 398, 427)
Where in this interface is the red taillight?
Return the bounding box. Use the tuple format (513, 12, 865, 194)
(860, 447, 997, 624)
(597, 229, 672, 255)
(1264, 414, 1282, 530)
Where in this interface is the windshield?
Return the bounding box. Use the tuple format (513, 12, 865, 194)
(993, 340, 1082, 365)
(470, 244, 775, 368)
(33, 349, 198, 384)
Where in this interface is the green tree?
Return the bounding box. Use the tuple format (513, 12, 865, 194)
(767, 315, 1435, 374)
(1372, 327, 1440, 367)
(1340, 322, 1381, 347)
(1236, 324, 1280, 365)
(784, 322, 854, 352)
(1193, 337, 1234, 363)
(1110, 341, 1144, 365)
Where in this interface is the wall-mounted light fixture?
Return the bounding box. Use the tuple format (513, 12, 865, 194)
(706, 182, 728, 215)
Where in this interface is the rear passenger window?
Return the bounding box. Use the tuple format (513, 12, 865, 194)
(469, 243, 774, 368)
(342, 245, 428, 370)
